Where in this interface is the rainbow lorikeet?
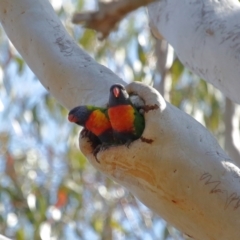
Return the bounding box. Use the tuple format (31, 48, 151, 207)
(108, 84, 145, 145)
(68, 105, 113, 144)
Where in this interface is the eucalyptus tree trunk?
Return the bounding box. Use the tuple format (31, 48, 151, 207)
(0, 0, 240, 239)
(148, 0, 240, 104)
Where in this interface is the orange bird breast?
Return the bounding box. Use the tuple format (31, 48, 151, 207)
(85, 110, 111, 136)
(108, 105, 135, 132)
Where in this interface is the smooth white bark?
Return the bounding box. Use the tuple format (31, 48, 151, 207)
(0, 0, 124, 110)
(224, 98, 240, 164)
(80, 82, 240, 240)
(148, 0, 240, 104)
(0, 0, 240, 239)
(0, 235, 11, 240)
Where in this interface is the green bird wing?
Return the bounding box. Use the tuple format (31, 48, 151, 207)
(86, 105, 107, 113)
(133, 108, 145, 137)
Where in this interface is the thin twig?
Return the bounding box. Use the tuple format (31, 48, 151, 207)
(72, 0, 159, 39)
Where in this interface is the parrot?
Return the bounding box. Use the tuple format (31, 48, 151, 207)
(108, 83, 145, 145)
(68, 105, 114, 144)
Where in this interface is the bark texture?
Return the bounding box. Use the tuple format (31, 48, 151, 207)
(0, 1, 240, 239)
(148, 0, 240, 104)
(72, 0, 158, 39)
(0, 0, 124, 109)
(80, 82, 240, 240)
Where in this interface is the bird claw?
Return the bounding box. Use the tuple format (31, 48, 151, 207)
(92, 143, 112, 163)
(99, 143, 111, 151)
(93, 148, 101, 163)
(81, 129, 115, 163)
(124, 140, 133, 148)
(80, 128, 89, 138)
(93, 144, 104, 163)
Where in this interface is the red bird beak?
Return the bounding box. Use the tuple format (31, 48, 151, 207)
(68, 114, 78, 123)
(113, 87, 120, 98)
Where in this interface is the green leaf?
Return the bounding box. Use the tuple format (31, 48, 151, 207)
(16, 228, 25, 240)
(14, 56, 25, 74)
(76, 0, 84, 11)
(137, 42, 146, 65)
(170, 58, 184, 85)
(79, 29, 96, 50)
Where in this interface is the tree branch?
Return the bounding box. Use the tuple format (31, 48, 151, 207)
(0, 0, 124, 110)
(72, 0, 158, 39)
(0, 235, 12, 240)
(148, 0, 240, 104)
(153, 39, 173, 101)
(224, 98, 240, 165)
(80, 81, 240, 240)
(1, 1, 240, 239)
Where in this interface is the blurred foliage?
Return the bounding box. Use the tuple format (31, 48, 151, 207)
(0, 0, 227, 239)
